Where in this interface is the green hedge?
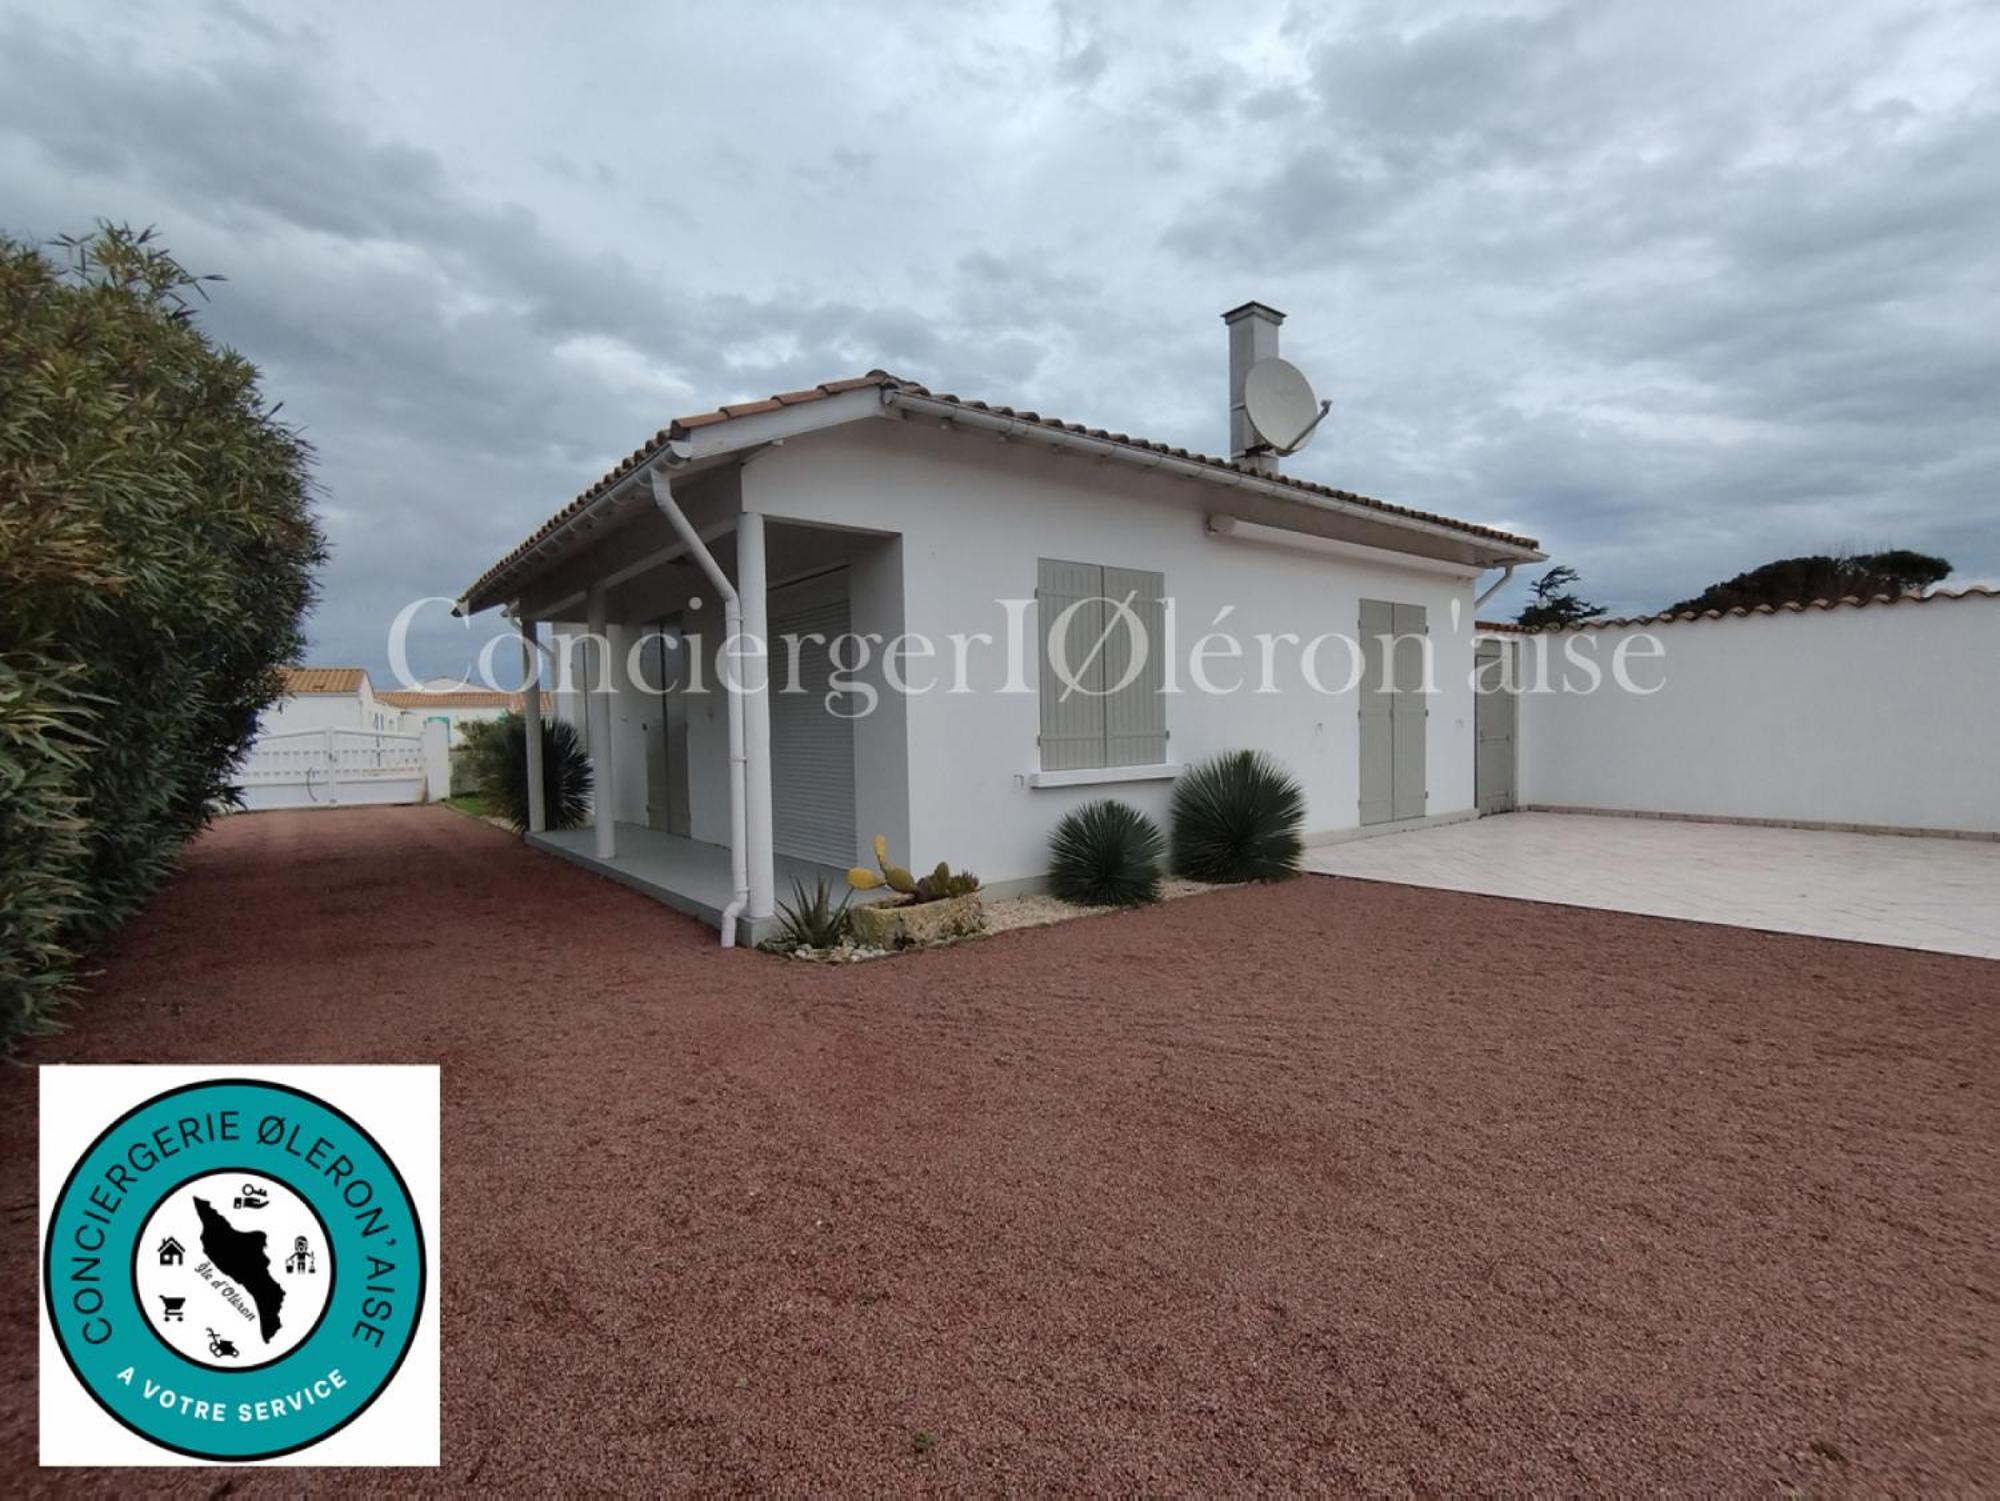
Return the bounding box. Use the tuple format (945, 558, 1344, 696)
(0, 226, 325, 1045)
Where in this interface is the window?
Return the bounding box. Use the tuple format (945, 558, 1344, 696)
(1037, 557, 1167, 773)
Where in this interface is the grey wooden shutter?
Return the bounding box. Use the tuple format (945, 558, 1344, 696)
(1038, 558, 1107, 771)
(1390, 603, 1428, 821)
(1358, 599, 1394, 825)
(1475, 640, 1516, 815)
(1102, 566, 1167, 767)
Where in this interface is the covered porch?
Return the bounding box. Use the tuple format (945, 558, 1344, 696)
(528, 823, 852, 946)
(464, 426, 910, 946)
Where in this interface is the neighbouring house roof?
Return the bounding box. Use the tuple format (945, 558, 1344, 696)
(460, 370, 1542, 613)
(377, 690, 553, 712)
(1477, 584, 2000, 635)
(279, 666, 369, 695)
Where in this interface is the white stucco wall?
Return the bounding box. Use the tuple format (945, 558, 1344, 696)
(606, 625, 652, 828)
(678, 623, 734, 846)
(1512, 595, 2000, 834)
(552, 616, 738, 845)
(747, 420, 1484, 886)
(257, 690, 369, 736)
(407, 701, 516, 746)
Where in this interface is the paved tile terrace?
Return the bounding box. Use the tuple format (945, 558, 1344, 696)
(1305, 810, 2000, 958)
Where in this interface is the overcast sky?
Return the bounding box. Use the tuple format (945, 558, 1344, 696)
(3, 0, 1995, 677)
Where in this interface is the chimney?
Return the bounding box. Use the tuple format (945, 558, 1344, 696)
(1223, 300, 1285, 474)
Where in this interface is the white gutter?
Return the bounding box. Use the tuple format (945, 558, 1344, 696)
(882, 389, 1542, 565)
(648, 461, 749, 948)
(1205, 515, 1483, 578)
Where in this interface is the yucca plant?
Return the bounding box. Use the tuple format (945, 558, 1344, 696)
(1047, 799, 1165, 907)
(1169, 750, 1305, 883)
(773, 877, 851, 950)
(483, 714, 594, 831)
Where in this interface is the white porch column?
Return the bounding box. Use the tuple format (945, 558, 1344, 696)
(586, 585, 616, 860)
(518, 615, 547, 833)
(737, 512, 776, 919)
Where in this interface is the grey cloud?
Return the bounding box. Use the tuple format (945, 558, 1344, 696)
(1054, 2, 1109, 88)
(1156, 1, 1998, 617)
(1, 0, 1992, 669)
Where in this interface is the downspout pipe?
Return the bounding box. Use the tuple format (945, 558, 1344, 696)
(1474, 563, 1518, 610)
(648, 463, 749, 948)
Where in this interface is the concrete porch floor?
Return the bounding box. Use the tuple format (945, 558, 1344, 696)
(1303, 811, 2000, 959)
(528, 823, 848, 944)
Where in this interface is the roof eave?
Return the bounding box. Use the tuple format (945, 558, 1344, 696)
(456, 386, 890, 616)
(879, 388, 1542, 567)
(461, 370, 1543, 615)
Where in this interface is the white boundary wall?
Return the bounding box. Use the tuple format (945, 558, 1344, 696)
(1514, 593, 2000, 835)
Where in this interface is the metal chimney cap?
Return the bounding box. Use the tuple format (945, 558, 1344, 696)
(1221, 300, 1286, 325)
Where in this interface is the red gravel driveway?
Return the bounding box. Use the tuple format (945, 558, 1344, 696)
(6, 806, 1997, 1493)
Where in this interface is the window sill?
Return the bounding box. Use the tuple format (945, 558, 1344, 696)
(1026, 762, 1182, 790)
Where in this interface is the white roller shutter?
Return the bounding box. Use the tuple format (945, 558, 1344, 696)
(769, 582, 859, 867)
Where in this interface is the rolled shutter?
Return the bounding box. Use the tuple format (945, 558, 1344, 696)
(769, 590, 859, 865)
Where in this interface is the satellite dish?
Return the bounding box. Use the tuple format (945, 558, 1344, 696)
(1242, 357, 1332, 455)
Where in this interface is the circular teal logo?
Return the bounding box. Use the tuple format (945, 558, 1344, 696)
(43, 1079, 426, 1461)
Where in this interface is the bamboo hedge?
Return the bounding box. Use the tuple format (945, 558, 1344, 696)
(1, 226, 326, 1045)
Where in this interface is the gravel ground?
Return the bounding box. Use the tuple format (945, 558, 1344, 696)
(5, 806, 1996, 1494)
(980, 876, 1220, 936)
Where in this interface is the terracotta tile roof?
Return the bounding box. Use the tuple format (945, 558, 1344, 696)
(279, 666, 368, 695)
(377, 690, 553, 711)
(1476, 584, 2000, 635)
(461, 371, 1540, 611)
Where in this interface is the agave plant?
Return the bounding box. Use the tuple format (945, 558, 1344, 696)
(773, 877, 851, 950)
(1169, 750, 1305, 883)
(1047, 799, 1165, 907)
(483, 714, 594, 832)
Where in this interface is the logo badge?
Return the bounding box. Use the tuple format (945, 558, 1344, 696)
(42, 1074, 430, 1463)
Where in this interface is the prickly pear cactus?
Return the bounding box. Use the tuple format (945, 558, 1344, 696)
(849, 835, 979, 903)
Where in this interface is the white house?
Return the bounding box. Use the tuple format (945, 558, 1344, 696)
(375, 687, 552, 746)
(457, 303, 1543, 943)
(258, 667, 399, 735)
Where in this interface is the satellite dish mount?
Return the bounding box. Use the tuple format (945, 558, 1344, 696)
(1244, 358, 1332, 455)
(1223, 301, 1331, 474)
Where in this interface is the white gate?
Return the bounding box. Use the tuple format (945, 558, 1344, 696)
(237, 726, 438, 811)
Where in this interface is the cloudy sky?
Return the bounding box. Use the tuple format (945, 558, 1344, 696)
(3, 0, 1995, 677)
